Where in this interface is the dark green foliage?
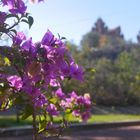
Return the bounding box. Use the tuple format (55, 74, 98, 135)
(65, 19, 140, 106)
(65, 37, 140, 106)
(81, 32, 100, 48)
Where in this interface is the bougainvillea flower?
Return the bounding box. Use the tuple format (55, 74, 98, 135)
(41, 30, 55, 46)
(81, 111, 91, 122)
(72, 110, 80, 117)
(30, 0, 44, 3)
(0, 0, 92, 137)
(1, 0, 8, 5)
(2, 0, 27, 14)
(77, 96, 85, 105)
(60, 98, 72, 109)
(70, 91, 78, 100)
(32, 89, 47, 107)
(46, 104, 59, 116)
(21, 38, 36, 57)
(13, 32, 26, 46)
(54, 88, 65, 99)
(83, 93, 91, 108)
(49, 79, 60, 87)
(7, 75, 23, 91)
(70, 63, 84, 81)
(0, 12, 7, 24)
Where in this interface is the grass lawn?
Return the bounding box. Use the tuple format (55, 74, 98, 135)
(87, 114, 140, 123)
(0, 115, 33, 127)
(0, 114, 140, 127)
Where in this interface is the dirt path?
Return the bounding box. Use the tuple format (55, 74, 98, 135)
(0, 126, 140, 140)
(60, 126, 140, 140)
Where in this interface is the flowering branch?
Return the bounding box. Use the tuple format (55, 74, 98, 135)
(0, 0, 92, 139)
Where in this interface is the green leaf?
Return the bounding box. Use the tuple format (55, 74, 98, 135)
(38, 120, 47, 133)
(0, 99, 13, 111)
(6, 14, 19, 21)
(28, 16, 34, 29)
(25, 13, 30, 17)
(64, 113, 72, 121)
(86, 67, 96, 73)
(21, 105, 33, 120)
(21, 19, 29, 24)
(65, 109, 72, 114)
(4, 57, 11, 66)
(0, 83, 7, 94)
(10, 29, 17, 35)
(49, 97, 57, 104)
(14, 95, 24, 105)
(61, 37, 66, 40)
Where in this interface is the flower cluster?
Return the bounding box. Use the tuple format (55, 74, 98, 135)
(5, 29, 91, 121)
(0, 0, 91, 136)
(0, 12, 7, 24)
(1, 0, 43, 14)
(60, 91, 91, 122)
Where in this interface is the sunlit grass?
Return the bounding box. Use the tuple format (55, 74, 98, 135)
(0, 115, 32, 127)
(0, 114, 140, 127)
(87, 114, 140, 123)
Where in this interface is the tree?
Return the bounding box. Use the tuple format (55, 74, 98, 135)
(81, 31, 100, 48)
(68, 37, 140, 106)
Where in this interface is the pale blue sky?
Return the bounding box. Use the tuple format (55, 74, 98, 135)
(27, 0, 140, 45)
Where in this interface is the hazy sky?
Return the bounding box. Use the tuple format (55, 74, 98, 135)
(27, 0, 140, 45)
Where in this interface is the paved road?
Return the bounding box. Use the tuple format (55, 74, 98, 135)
(0, 126, 140, 140)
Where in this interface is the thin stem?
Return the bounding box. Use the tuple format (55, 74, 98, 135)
(32, 109, 38, 140)
(16, 105, 20, 123)
(7, 21, 19, 31)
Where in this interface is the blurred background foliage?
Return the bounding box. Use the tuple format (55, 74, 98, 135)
(1, 18, 140, 107)
(64, 18, 140, 106)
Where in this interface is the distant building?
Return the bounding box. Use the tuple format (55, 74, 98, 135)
(92, 18, 124, 39)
